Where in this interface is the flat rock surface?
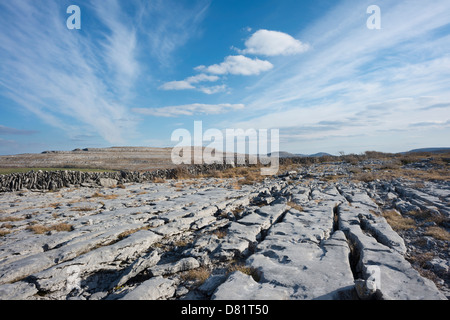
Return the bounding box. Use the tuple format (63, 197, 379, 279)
(0, 160, 448, 300)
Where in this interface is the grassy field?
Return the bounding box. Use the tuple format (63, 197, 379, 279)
(0, 168, 117, 175)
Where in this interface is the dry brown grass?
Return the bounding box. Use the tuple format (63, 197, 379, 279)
(424, 226, 450, 241)
(352, 167, 450, 183)
(382, 210, 417, 231)
(212, 229, 227, 239)
(91, 192, 118, 200)
(287, 201, 304, 212)
(0, 216, 25, 222)
(228, 263, 261, 282)
(0, 229, 11, 237)
(230, 181, 242, 190)
(407, 251, 435, 271)
(152, 177, 166, 183)
(27, 223, 73, 234)
(197, 166, 267, 186)
(321, 174, 345, 182)
(1, 223, 13, 229)
(181, 267, 211, 286)
(117, 226, 152, 240)
(231, 206, 245, 217)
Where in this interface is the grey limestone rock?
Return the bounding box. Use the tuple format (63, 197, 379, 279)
(120, 276, 176, 300)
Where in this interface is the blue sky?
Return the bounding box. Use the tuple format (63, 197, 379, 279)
(0, 0, 449, 156)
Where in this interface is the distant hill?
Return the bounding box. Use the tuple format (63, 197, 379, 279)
(268, 151, 333, 158)
(309, 152, 333, 158)
(402, 147, 450, 154)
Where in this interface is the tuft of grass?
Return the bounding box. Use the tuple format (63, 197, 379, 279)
(152, 177, 166, 183)
(91, 192, 118, 200)
(0, 216, 25, 222)
(1, 223, 13, 229)
(181, 267, 211, 286)
(117, 226, 152, 240)
(321, 174, 345, 182)
(408, 209, 449, 227)
(287, 201, 304, 212)
(0, 229, 11, 237)
(424, 226, 450, 241)
(27, 223, 73, 234)
(352, 172, 376, 183)
(212, 229, 227, 239)
(382, 209, 417, 231)
(228, 263, 261, 282)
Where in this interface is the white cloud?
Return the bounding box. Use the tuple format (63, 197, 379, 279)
(133, 103, 244, 117)
(196, 55, 273, 76)
(93, 0, 139, 93)
(159, 80, 195, 90)
(0, 125, 37, 135)
(186, 74, 220, 83)
(159, 73, 222, 93)
(239, 29, 309, 56)
(198, 85, 227, 95)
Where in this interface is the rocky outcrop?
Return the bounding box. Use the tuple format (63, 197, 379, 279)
(0, 162, 448, 300)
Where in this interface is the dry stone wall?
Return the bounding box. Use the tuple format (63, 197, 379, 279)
(0, 164, 235, 192)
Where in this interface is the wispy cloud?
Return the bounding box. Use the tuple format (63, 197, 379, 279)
(159, 73, 225, 94)
(0, 125, 37, 136)
(0, 0, 211, 146)
(421, 102, 450, 111)
(92, 0, 139, 95)
(133, 103, 244, 117)
(409, 120, 450, 128)
(139, 0, 210, 67)
(0, 0, 140, 144)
